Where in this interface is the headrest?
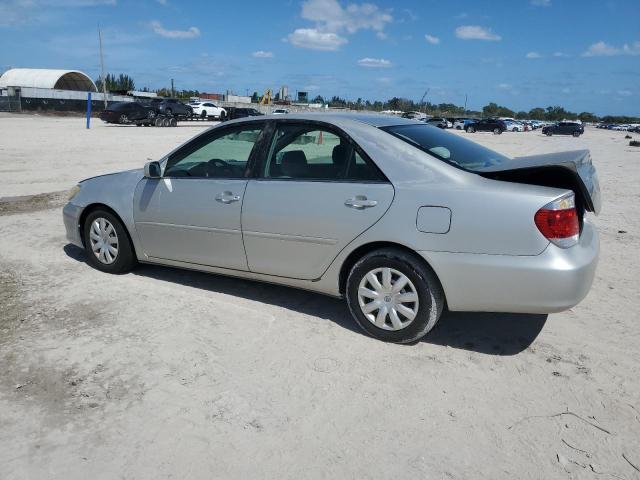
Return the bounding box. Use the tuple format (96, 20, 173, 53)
(332, 144, 349, 166)
(281, 150, 308, 177)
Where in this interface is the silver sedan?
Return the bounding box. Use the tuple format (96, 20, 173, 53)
(63, 113, 600, 343)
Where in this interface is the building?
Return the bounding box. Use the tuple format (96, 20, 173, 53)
(0, 68, 134, 113)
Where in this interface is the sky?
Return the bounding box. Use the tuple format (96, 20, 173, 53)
(0, 0, 639, 116)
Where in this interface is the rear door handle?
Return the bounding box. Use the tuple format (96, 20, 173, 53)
(345, 196, 377, 210)
(215, 191, 241, 204)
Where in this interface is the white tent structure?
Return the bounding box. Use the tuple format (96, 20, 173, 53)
(0, 68, 97, 92)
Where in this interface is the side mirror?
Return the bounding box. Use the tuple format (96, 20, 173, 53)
(144, 161, 162, 179)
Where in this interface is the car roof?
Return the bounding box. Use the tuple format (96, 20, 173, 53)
(223, 112, 419, 128)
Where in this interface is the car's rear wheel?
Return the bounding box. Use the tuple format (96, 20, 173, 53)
(165, 108, 172, 116)
(219, 111, 227, 121)
(83, 209, 136, 274)
(493, 127, 501, 134)
(201, 110, 207, 119)
(346, 248, 444, 343)
(466, 126, 475, 133)
(546, 131, 553, 136)
(119, 114, 128, 124)
(572, 131, 580, 137)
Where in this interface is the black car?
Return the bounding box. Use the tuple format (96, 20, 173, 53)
(425, 117, 448, 129)
(150, 98, 193, 118)
(225, 107, 263, 120)
(99, 102, 156, 125)
(465, 118, 507, 134)
(542, 122, 584, 137)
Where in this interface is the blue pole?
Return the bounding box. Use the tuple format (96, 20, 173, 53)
(86, 92, 92, 129)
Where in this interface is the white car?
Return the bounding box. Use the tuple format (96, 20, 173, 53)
(191, 101, 226, 120)
(272, 108, 289, 115)
(453, 119, 467, 130)
(505, 121, 525, 132)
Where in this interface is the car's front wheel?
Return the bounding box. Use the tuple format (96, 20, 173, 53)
(466, 126, 475, 133)
(572, 131, 581, 137)
(493, 127, 502, 134)
(83, 209, 137, 274)
(346, 248, 444, 343)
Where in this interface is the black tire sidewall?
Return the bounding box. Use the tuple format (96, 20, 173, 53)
(83, 210, 136, 274)
(346, 251, 442, 343)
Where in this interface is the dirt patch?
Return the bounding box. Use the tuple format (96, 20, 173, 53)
(0, 190, 70, 216)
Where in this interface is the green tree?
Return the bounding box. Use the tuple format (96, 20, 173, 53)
(95, 73, 135, 92)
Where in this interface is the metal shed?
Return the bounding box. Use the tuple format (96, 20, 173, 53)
(0, 68, 97, 92)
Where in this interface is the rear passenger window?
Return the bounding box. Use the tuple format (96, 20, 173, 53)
(263, 124, 385, 182)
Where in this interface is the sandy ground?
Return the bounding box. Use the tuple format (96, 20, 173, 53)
(1, 114, 639, 479)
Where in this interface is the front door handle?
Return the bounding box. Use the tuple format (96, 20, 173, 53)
(215, 191, 241, 204)
(345, 196, 377, 210)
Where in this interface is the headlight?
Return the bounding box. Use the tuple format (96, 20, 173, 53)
(68, 184, 81, 201)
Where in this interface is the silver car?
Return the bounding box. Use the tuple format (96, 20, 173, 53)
(63, 113, 601, 343)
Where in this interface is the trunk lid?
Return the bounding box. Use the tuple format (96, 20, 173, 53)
(477, 149, 601, 215)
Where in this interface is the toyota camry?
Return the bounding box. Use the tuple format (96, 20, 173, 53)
(63, 113, 600, 343)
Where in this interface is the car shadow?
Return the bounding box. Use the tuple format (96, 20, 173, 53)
(64, 244, 547, 355)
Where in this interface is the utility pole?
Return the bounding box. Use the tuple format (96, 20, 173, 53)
(171, 78, 175, 97)
(464, 94, 468, 114)
(419, 89, 429, 114)
(98, 26, 107, 109)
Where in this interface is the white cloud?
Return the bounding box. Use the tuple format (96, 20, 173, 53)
(287, 0, 392, 51)
(425, 34, 440, 45)
(455, 25, 501, 41)
(526, 51, 542, 58)
(357, 57, 392, 68)
(156, 0, 167, 4)
(252, 50, 273, 58)
(150, 21, 200, 39)
(531, 0, 551, 6)
(582, 40, 640, 57)
(287, 28, 347, 51)
(553, 51, 569, 57)
(498, 83, 512, 89)
(617, 90, 633, 97)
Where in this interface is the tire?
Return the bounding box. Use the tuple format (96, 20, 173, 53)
(219, 111, 227, 121)
(170, 117, 178, 127)
(162, 117, 171, 127)
(572, 131, 580, 137)
(119, 114, 128, 124)
(493, 128, 501, 134)
(546, 131, 553, 136)
(147, 110, 156, 120)
(466, 126, 475, 133)
(201, 110, 207, 119)
(165, 108, 172, 116)
(346, 248, 445, 344)
(83, 209, 137, 274)
(154, 117, 163, 127)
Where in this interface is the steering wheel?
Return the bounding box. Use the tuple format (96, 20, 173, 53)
(208, 159, 229, 168)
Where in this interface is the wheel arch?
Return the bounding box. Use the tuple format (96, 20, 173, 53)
(79, 203, 137, 258)
(337, 241, 446, 304)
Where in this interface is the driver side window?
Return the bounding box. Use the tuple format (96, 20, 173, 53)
(164, 125, 263, 178)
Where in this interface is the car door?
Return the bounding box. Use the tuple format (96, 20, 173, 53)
(133, 122, 267, 269)
(241, 121, 395, 280)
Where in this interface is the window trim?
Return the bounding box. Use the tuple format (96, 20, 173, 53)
(163, 120, 269, 180)
(252, 119, 390, 184)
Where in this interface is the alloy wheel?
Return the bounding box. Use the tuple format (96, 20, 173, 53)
(89, 217, 119, 264)
(357, 267, 419, 331)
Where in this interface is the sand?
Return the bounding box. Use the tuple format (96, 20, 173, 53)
(1, 113, 639, 479)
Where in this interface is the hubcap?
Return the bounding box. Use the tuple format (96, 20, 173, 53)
(357, 267, 419, 331)
(89, 217, 119, 265)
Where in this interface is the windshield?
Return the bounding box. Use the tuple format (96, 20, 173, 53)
(382, 124, 511, 170)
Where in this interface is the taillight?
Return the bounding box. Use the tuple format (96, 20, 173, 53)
(534, 193, 579, 248)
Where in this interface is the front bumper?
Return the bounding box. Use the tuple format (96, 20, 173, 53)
(420, 221, 599, 314)
(63, 202, 84, 248)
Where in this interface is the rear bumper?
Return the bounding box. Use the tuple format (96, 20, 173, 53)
(63, 202, 84, 248)
(419, 221, 599, 313)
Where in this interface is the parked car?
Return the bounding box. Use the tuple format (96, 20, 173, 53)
(505, 120, 525, 132)
(272, 108, 289, 115)
(64, 113, 600, 344)
(426, 117, 448, 129)
(99, 101, 156, 125)
(402, 111, 428, 121)
(191, 101, 227, 120)
(453, 119, 468, 130)
(225, 107, 263, 120)
(542, 122, 584, 137)
(150, 98, 193, 119)
(465, 118, 507, 134)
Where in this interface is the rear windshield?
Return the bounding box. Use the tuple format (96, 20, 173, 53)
(382, 124, 511, 170)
